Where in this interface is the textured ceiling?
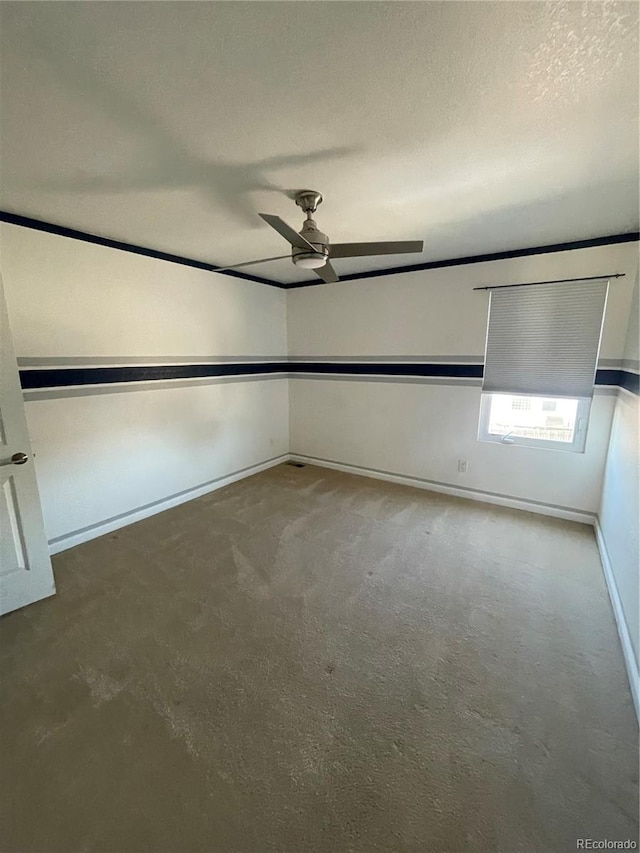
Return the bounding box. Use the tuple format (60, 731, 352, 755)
(1, 1, 638, 284)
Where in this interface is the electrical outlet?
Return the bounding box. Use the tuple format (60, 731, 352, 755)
(457, 459, 468, 473)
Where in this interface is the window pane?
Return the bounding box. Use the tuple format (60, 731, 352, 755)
(487, 395, 579, 443)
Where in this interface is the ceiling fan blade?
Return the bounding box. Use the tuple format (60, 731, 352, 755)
(330, 240, 424, 259)
(259, 213, 316, 251)
(313, 261, 339, 284)
(213, 255, 291, 272)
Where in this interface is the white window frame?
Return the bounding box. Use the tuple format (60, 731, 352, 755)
(478, 394, 591, 453)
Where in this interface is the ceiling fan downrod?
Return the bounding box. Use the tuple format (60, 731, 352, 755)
(294, 189, 323, 217)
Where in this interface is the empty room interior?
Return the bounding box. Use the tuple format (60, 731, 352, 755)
(1, 2, 639, 851)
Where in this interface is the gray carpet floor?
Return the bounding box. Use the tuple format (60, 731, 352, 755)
(1, 463, 637, 852)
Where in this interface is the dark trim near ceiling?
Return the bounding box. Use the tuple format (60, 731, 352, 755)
(0, 211, 285, 288)
(288, 232, 640, 288)
(1, 210, 638, 289)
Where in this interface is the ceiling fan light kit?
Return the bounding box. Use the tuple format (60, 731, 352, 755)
(292, 251, 328, 270)
(292, 191, 330, 269)
(223, 189, 424, 283)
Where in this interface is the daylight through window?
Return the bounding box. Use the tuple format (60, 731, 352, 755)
(478, 394, 590, 452)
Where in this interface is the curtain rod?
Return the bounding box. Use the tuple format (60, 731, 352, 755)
(473, 273, 624, 292)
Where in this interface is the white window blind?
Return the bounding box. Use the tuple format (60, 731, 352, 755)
(482, 279, 608, 398)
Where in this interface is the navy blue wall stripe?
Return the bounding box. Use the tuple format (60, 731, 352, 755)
(290, 362, 484, 378)
(19, 363, 288, 389)
(595, 369, 622, 387)
(617, 370, 640, 396)
(2, 210, 637, 289)
(19, 363, 638, 394)
(594, 368, 639, 394)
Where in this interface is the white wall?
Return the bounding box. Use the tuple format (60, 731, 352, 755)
(287, 244, 637, 360)
(288, 242, 639, 517)
(2, 224, 637, 554)
(5, 221, 635, 703)
(0, 224, 289, 548)
(2, 226, 286, 359)
(289, 380, 616, 517)
(599, 269, 639, 706)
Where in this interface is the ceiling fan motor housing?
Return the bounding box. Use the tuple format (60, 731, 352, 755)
(292, 218, 330, 269)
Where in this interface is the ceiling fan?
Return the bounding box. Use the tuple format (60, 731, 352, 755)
(215, 190, 424, 283)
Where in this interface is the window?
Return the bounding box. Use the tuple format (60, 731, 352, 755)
(478, 277, 608, 454)
(511, 397, 531, 411)
(479, 394, 591, 452)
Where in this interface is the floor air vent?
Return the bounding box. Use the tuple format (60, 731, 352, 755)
(286, 461, 306, 468)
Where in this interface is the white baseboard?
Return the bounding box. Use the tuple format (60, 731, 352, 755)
(594, 519, 640, 722)
(289, 453, 595, 525)
(48, 454, 289, 555)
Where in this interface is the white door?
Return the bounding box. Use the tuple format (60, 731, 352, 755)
(0, 272, 55, 615)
